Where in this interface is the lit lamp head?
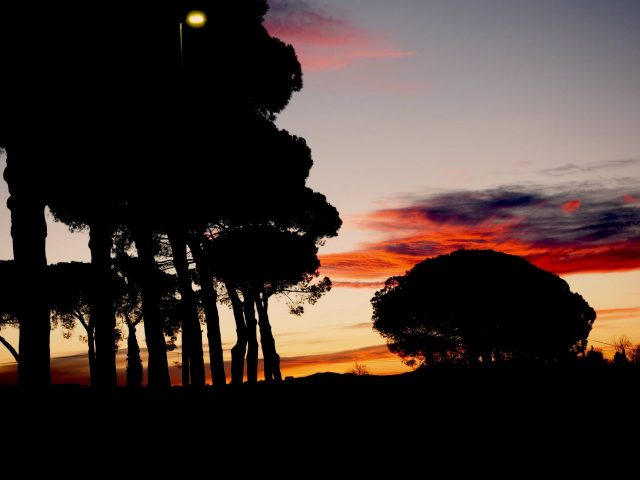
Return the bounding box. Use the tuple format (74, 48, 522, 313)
(186, 10, 207, 28)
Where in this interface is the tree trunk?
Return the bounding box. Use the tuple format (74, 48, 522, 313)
(242, 288, 259, 385)
(87, 328, 97, 387)
(181, 329, 190, 387)
(168, 229, 205, 387)
(226, 281, 246, 385)
(189, 237, 226, 387)
(0, 335, 19, 363)
(126, 322, 143, 388)
(4, 151, 50, 387)
(132, 226, 170, 388)
(88, 220, 117, 388)
(256, 293, 282, 382)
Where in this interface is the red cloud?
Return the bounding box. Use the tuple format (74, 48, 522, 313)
(562, 200, 581, 213)
(320, 188, 640, 286)
(265, 1, 412, 72)
(624, 195, 640, 204)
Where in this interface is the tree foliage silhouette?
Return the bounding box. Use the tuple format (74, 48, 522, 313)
(207, 227, 330, 382)
(372, 249, 596, 366)
(204, 185, 340, 383)
(48, 262, 103, 386)
(0, 2, 188, 386)
(0, 0, 339, 388)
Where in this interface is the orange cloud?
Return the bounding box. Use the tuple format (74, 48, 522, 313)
(562, 200, 581, 213)
(319, 187, 640, 285)
(596, 307, 640, 321)
(332, 280, 386, 289)
(265, 0, 412, 72)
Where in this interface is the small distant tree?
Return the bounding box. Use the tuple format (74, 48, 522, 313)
(585, 346, 606, 366)
(348, 363, 370, 376)
(613, 336, 633, 366)
(629, 345, 640, 365)
(372, 250, 596, 367)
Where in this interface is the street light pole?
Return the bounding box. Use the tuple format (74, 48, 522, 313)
(179, 21, 184, 68)
(177, 5, 208, 387)
(179, 10, 207, 68)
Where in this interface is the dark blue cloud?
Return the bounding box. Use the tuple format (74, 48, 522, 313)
(407, 184, 640, 246)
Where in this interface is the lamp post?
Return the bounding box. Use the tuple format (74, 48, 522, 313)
(177, 6, 208, 387)
(180, 10, 208, 66)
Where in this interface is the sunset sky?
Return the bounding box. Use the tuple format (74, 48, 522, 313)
(1, 0, 639, 383)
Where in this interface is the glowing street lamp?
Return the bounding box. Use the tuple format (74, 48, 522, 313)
(179, 10, 208, 66)
(186, 10, 207, 29)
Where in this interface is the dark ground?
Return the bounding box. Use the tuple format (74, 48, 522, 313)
(2, 366, 638, 468)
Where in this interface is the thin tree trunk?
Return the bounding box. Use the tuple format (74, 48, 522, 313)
(181, 330, 190, 386)
(88, 220, 117, 388)
(256, 293, 282, 382)
(87, 328, 97, 387)
(168, 229, 205, 387)
(189, 237, 226, 386)
(242, 288, 259, 385)
(126, 321, 143, 388)
(4, 151, 50, 387)
(0, 335, 19, 363)
(226, 281, 246, 385)
(132, 226, 170, 388)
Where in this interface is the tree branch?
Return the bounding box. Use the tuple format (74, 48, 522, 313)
(74, 309, 90, 332)
(0, 335, 19, 363)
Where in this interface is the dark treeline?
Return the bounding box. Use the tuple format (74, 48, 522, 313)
(0, 1, 341, 388)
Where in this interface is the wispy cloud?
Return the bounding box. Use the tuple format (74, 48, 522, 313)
(540, 159, 640, 177)
(332, 280, 386, 289)
(344, 322, 374, 329)
(265, 0, 412, 71)
(320, 183, 640, 284)
(596, 307, 640, 321)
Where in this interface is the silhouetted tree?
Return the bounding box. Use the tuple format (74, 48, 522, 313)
(629, 345, 640, 365)
(189, 238, 226, 386)
(118, 0, 305, 388)
(372, 249, 596, 367)
(117, 283, 144, 389)
(113, 235, 181, 387)
(206, 187, 341, 383)
(348, 363, 370, 376)
(1, 1, 325, 390)
(207, 229, 323, 382)
(48, 161, 127, 389)
(223, 280, 250, 385)
(585, 346, 606, 366)
(613, 336, 632, 366)
(0, 260, 20, 364)
(0, 2, 188, 386)
(2, 157, 49, 386)
(47, 262, 98, 385)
